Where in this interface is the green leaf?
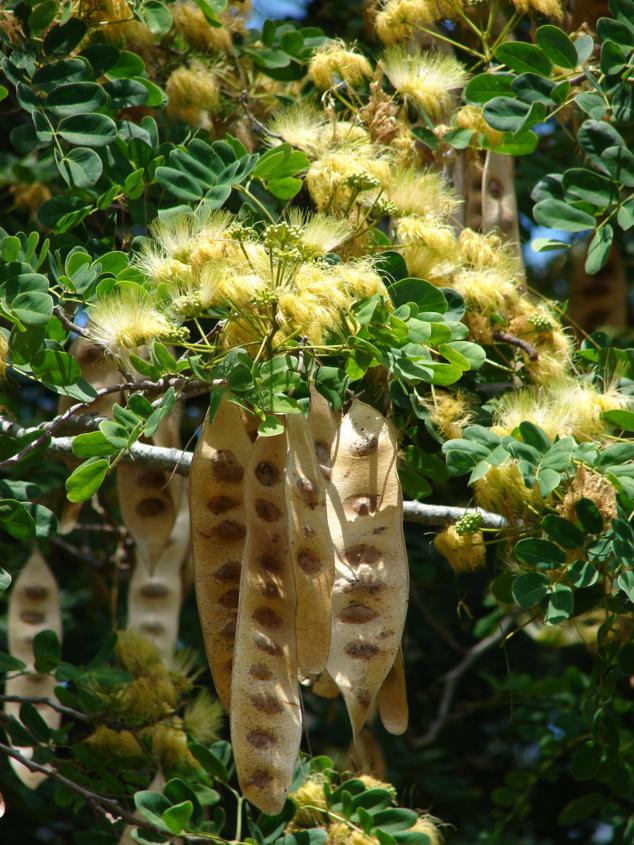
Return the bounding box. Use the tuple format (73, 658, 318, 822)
(464, 73, 514, 103)
(65, 458, 110, 503)
(557, 793, 604, 825)
(107, 50, 146, 78)
(11, 291, 54, 327)
(371, 809, 418, 834)
(536, 25, 578, 69)
(533, 199, 595, 232)
(188, 741, 229, 782)
(57, 113, 117, 147)
(574, 498, 604, 533)
(571, 742, 603, 781)
(519, 421, 551, 453)
(46, 82, 107, 118)
(617, 570, 634, 602)
(585, 225, 614, 275)
(515, 538, 566, 567)
(544, 583, 574, 624)
(562, 169, 617, 208)
(155, 166, 203, 201)
(140, 0, 172, 35)
(597, 16, 634, 50)
(44, 18, 88, 56)
(258, 415, 285, 436)
(134, 791, 171, 830)
(617, 197, 634, 231)
(567, 559, 598, 588)
(0, 499, 36, 540)
(389, 278, 447, 312)
(575, 34, 594, 64)
(19, 702, 51, 742)
(542, 515, 584, 549)
(602, 408, 634, 430)
(495, 42, 552, 76)
(439, 341, 486, 370)
(511, 572, 550, 608)
(71, 432, 117, 459)
(33, 629, 62, 673)
(483, 97, 531, 133)
(0, 569, 12, 592)
(162, 801, 193, 835)
(602, 145, 634, 187)
(0, 651, 25, 671)
(577, 120, 625, 160)
(511, 73, 557, 107)
(55, 146, 103, 188)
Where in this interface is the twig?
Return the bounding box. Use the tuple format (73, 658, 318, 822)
(415, 614, 517, 748)
(53, 305, 89, 338)
(492, 331, 539, 362)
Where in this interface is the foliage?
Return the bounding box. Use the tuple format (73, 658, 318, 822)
(0, 0, 634, 844)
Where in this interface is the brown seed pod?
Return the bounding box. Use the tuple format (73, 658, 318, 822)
(325, 399, 409, 738)
(4, 549, 62, 788)
(231, 428, 301, 815)
(190, 398, 252, 711)
(126, 483, 191, 659)
(311, 669, 341, 700)
(307, 384, 340, 483)
(286, 411, 334, 678)
(377, 647, 408, 735)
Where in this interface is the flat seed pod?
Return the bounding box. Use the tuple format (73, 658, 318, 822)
(326, 399, 409, 738)
(4, 549, 62, 788)
(286, 411, 334, 678)
(190, 398, 252, 711)
(127, 484, 190, 659)
(377, 647, 408, 735)
(307, 384, 340, 483)
(231, 429, 301, 815)
(311, 670, 341, 700)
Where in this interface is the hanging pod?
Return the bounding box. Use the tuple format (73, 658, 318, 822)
(231, 427, 302, 815)
(126, 484, 191, 659)
(117, 404, 183, 570)
(4, 548, 63, 788)
(286, 410, 334, 678)
(190, 397, 252, 711)
(377, 647, 409, 735)
(325, 399, 409, 737)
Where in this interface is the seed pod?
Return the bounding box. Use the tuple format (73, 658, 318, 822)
(311, 670, 341, 700)
(127, 484, 191, 659)
(190, 398, 252, 711)
(307, 384, 340, 483)
(4, 548, 62, 788)
(326, 399, 409, 738)
(377, 647, 408, 735)
(286, 411, 334, 678)
(231, 428, 301, 815)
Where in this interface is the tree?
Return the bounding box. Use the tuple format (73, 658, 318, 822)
(0, 0, 633, 842)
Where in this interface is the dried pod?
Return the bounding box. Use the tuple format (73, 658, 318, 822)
(307, 384, 340, 483)
(347, 726, 387, 780)
(326, 399, 409, 737)
(377, 647, 408, 735)
(286, 411, 334, 677)
(4, 549, 62, 788)
(311, 670, 341, 700)
(127, 484, 191, 659)
(190, 398, 252, 711)
(231, 429, 301, 815)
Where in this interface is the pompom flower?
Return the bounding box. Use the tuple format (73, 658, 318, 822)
(381, 47, 468, 122)
(87, 287, 174, 357)
(435, 524, 485, 573)
(309, 40, 373, 90)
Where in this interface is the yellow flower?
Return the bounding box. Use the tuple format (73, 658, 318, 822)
(381, 47, 467, 122)
(395, 216, 458, 282)
(435, 524, 485, 573)
(309, 40, 373, 90)
(410, 815, 443, 845)
(268, 105, 330, 158)
(172, 0, 233, 51)
(560, 465, 617, 526)
(183, 690, 224, 744)
(426, 389, 473, 440)
(166, 61, 221, 126)
(374, 0, 461, 44)
(289, 777, 328, 827)
(388, 166, 458, 220)
(510, 0, 563, 19)
(287, 209, 352, 256)
(454, 105, 504, 147)
(457, 228, 520, 277)
(474, 461, 540, 523)
(87, 287, 174, 357)
(85, 726, 145, 763)
(306, 147, 390, 213)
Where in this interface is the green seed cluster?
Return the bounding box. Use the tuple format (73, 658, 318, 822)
(454, 512, 483, 535)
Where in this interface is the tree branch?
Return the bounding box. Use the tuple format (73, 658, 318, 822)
(414, 614, 517, 748)
(0, 419, 509, 527)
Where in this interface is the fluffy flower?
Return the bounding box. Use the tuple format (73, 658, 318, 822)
(510, 0, 563, 19)
(560, 465, 617, 526)
(13, 182, 52, 214)
(289, 777, 328, 827)
(268, 105, 330, 158)
(426, 389, 474, 439)
(388, 166, 458, 219)
(287, 209, 352, 256)
(396, 216, 457, 282)
(457, 229, 520, 277)
(309, 40, 373, 90)
(435, 524, 486, 573)
(82, 0, 155, 50)
(84, 726, 144, 763)
(474, 461, 540, 522)
(0, 332, 8, 380)
(381, 47, 468, 121)
(306, 147, 390, 213)
(410, 815, 443, 845)
(172, 0, 233, 51)
(183, 690, 224, 744)
(152, 723, 199, 772)
(87, 287, 174, 356)
(374, 0, 460, 43)
(166, 61, 221, 126)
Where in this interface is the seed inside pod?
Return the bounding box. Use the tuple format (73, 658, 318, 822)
(344, 494, 379, 516)
(344, 544, 382, 567)
(253, 632, 282, 656)
(254, 499, 281, 522)
(213, 520, 246, 541)
(255, 461, 280, 486)
(136, 498, 168, 517)
(253, 607, 282, 629)
(213, 560, 241, 582)
(338, 604, 379, 624)
(250, 692, 283, 714)
(250, 663, 274, 681)
(219, 589, 240, 608)
(297, 549, 322, 575)
(139, 582, 170, 598)
(207, 495, 239, 515)
(247, 730, 277, 749)
(211, 449, 244, 483)
(345, 641, 380, 659)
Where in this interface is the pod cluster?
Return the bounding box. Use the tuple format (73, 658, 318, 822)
(191, 391, 409, 814)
